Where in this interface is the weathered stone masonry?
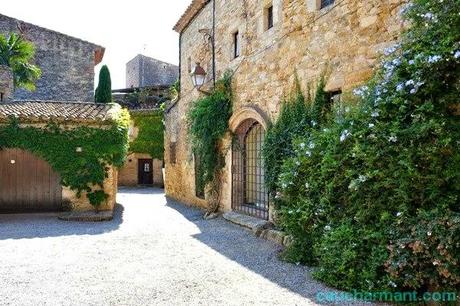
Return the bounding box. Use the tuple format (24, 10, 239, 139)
(0, 13, 104, 102)
(166, 0, 406, 215)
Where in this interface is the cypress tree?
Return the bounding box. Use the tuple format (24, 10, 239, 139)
(95, 65, 112, 103)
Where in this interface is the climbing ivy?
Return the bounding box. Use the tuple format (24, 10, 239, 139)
(0, 107, 130, 209)
(129, 110, 164, 160)
(187, 71, 233, 203)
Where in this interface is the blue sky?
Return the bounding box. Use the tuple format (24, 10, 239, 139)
(2, 0, 191, 88)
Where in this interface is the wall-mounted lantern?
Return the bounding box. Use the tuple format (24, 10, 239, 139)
(190, 62, 207, 88)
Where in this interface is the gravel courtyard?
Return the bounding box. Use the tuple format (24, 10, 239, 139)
(0, 188, 366, 306)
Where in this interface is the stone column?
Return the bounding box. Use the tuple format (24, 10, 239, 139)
(0, 65, 13, 102)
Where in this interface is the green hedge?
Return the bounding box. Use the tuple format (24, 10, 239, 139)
(270, 0, 460, 292)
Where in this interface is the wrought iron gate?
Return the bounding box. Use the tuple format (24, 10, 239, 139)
(232, 120, 269, 220)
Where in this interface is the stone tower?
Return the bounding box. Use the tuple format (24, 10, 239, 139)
(0, 65, 13, 103)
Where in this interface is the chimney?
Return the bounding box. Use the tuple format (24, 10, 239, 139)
(0, 65, 13, 103)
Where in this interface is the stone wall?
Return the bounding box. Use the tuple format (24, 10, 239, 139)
(63, 167, 118, 212)
(126, 54, 179, 88)
(118, 153, 164, 187)
(0, 65, 13, 102)
(0, 14, 104, 102)
(165, 0, 406, 211)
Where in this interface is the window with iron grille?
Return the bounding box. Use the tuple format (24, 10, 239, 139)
(321, 0, 335, 9)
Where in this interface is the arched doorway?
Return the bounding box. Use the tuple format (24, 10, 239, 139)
(0, 148, 62, 213)
(232, 119, 269, 220)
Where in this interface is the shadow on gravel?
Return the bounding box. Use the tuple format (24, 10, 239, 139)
(165, 197, 336, 305)
(0, 204, 124, 240)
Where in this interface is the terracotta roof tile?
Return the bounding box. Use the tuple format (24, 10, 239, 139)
(0, 101, 120, 123)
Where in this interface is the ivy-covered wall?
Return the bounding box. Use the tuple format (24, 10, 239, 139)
(0, 108, 130, 210)
(129, 110, 164, 160)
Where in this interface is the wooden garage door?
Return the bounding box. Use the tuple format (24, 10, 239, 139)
(0, 149, 62, 213)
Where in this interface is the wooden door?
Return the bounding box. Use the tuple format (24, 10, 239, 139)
(138, 159, 153, 185)
(0, 148, 62, 213)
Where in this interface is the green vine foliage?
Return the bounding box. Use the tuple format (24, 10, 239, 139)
(262, 76, 330, 199)
(275, 0, 460, 292)
(0, 108, 130, 209)
(187, 71, 233, 194)
(129, 110, 164, 160)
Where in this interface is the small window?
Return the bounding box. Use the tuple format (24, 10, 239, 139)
(233, 31, 240, 58)
(321, 0, 335, 9)
(0, 92, 3, 102)
(265, 5, 274, 30)
(170, 142, 177, 164)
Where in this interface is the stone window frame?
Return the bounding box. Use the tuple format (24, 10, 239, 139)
(263, 3, 274, 31)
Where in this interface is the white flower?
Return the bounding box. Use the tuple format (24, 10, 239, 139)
(410, 88, 417, 94)
(305, 182, 310, 189)
(295, 161, 300, 166)
(324, 225, 331, 231)
(388, 135, 398, 143)
(408, 59, 415, 65)
(396, 83, 405, 92)
(311, 120, 317, 127)
(454, 50, 460, 59)
(300, 143, 306, 149)
(340, 130, 351, 142)
(353, 86, 369, 98)
(389, 281, 397, 288)
(345, 107, 351, 113)
(371, 111, 380, 118)
(405, 80, 415, 86)
(427, 55, 442, 63)
(282, 183, 287, 189)
(396, 212, 402, 217)
(358, 175, 368, 183)
(369, 134, 377, 140)
(305, 150, 312, 157)
(369, 123, 375, 128)
(427, 231, 432, 236)
(309, 142, 315, 149)
(392, 58, 402, 66)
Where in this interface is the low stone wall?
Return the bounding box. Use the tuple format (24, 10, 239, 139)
(62, 167, 118, 212)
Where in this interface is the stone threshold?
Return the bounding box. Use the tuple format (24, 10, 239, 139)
(222, 211, 292, 247)
(58, 210, 113, 222)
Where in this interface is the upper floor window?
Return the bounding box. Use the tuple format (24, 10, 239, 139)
(265, 5, 274, 30)
(233, 31, 240, 58)
(0, 92, 4, 102)
(321, 0, 335, 9)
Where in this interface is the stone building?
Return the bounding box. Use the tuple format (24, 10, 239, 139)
(165, 0, 406, 220)
(0, 13, 104, 102)
(126, 54, 178, 88)
(118, 109, 165, 188)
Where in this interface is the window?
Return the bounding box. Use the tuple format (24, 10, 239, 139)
(187, 57, 192, 73)
(321, 0, 335, 9)
(327, 89, 342, 104)
(169, 142, 177, 164)
(0, 92, 3, 102)
(265, 5, 274, 30)
(233, 31, 240, 58)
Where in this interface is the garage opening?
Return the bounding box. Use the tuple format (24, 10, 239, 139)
(0, 148, 62, 213)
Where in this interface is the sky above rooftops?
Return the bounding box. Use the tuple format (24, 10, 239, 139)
(2, 0, 191, 89)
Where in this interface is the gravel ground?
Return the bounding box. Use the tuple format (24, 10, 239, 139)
(0, 187, 372, 306)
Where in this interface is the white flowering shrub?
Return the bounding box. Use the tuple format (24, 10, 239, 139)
(275, 0, 460, 291)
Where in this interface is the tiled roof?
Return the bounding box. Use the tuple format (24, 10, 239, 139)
(173, 0, 210, 33)
(0, 101, 120, 123)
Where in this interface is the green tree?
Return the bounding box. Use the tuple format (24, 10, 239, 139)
(95, 65, 112, 103)
(0, 32, 41, 91)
